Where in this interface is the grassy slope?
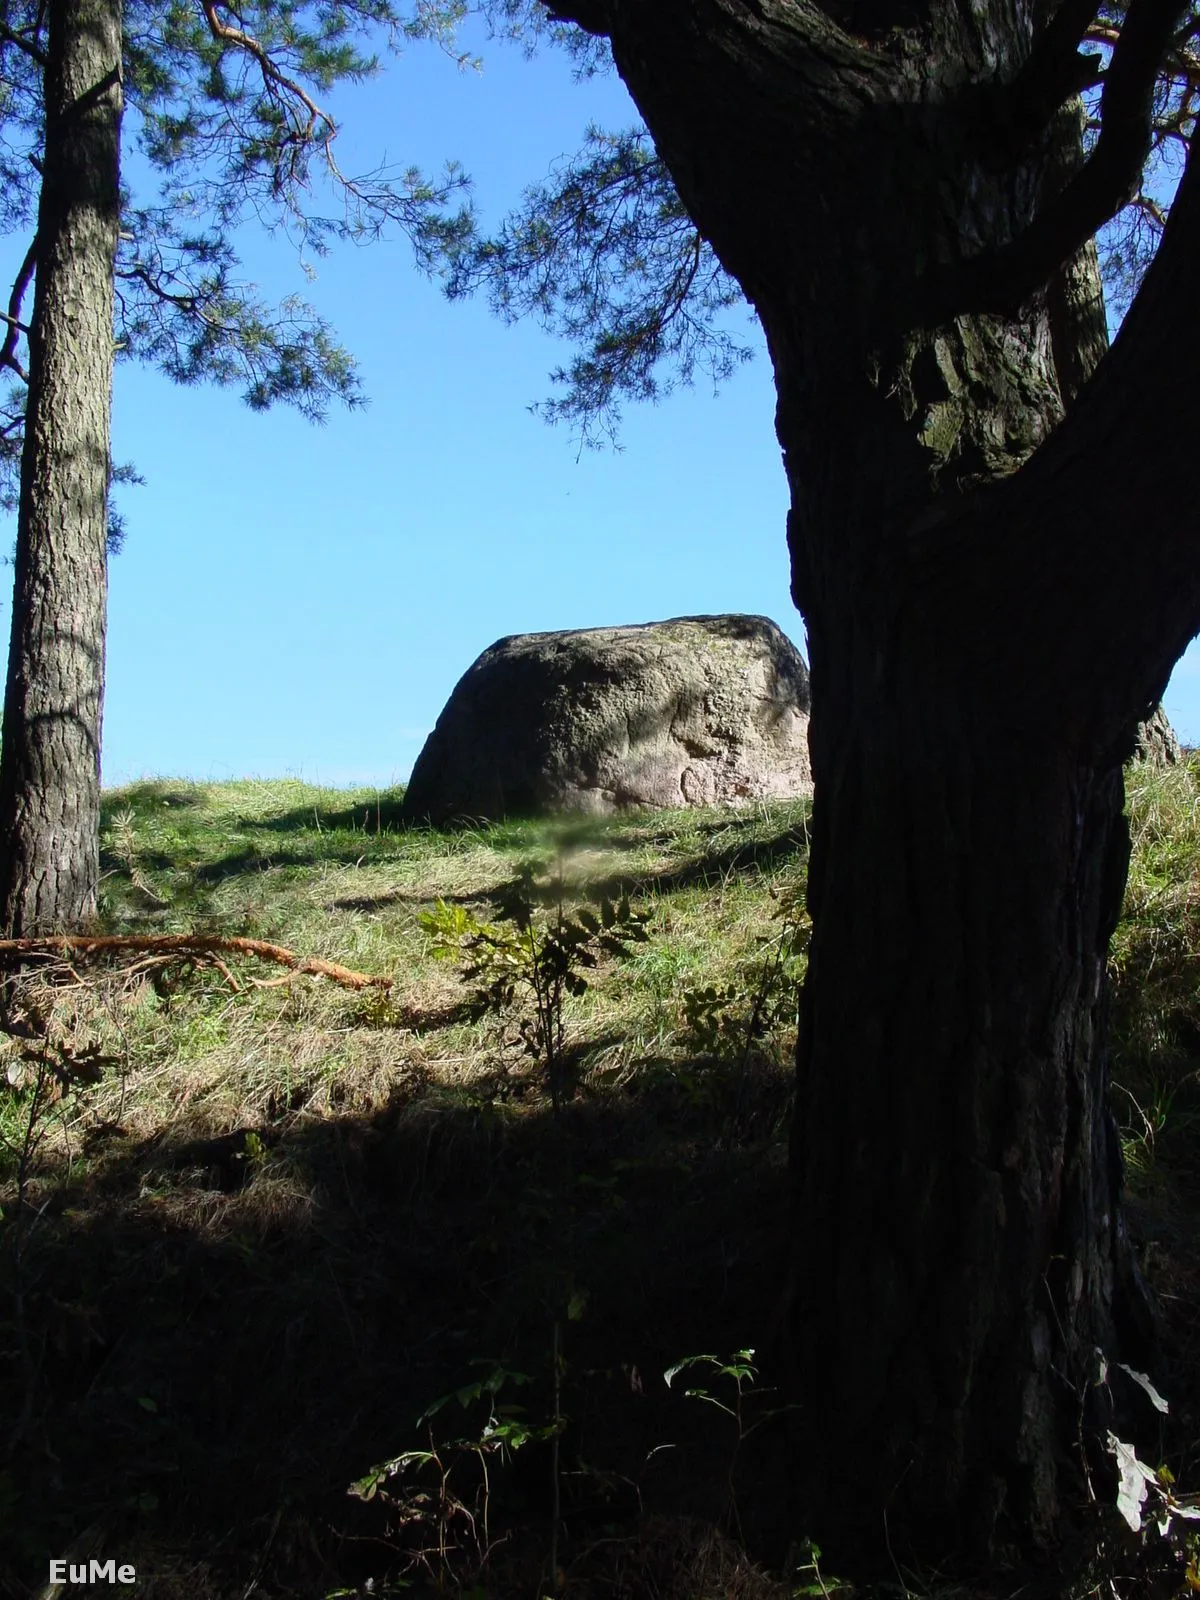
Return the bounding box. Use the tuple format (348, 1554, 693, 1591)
(1, 780, 812, 1600)
(0, 767, 1196, 1598)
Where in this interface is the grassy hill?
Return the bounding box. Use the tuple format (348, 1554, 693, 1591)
(0, 768, 1197, 1598)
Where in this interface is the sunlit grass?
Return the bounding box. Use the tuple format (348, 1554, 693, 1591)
(48, 782, 812, 1151)
(1111, 755, 1200, 1196)
(1, 770, 1197, 1597)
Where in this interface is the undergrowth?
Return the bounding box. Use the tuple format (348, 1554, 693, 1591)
(0, 766, 1196, 1598)
(0, 780, 811, 1599)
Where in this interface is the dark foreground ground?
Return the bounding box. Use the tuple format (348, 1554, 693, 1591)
(1, 773, 1198, 1598)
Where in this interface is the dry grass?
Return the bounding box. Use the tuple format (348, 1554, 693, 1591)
(70, 778, 811, 1148)
(1, 767, 1198, 1599)
(0, 781, 811, 1599)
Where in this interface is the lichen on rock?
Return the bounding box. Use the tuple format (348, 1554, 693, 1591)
(401, 614, 813, 826)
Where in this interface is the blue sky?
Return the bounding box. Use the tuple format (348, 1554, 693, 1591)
(6, 19, 1199, 786)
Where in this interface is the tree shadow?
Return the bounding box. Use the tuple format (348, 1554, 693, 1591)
(0, 1066, 795, 1598)
(191, 840, 392, 884)
(330, 819, 811, 919)
(101, 780, 205, 816)
(254, 788, 409, 836)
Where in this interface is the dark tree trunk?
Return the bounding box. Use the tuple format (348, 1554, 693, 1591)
(0, 0, 122, 935)
(789, 652, 1139, 1554)
(546, 0, 1200, 1562)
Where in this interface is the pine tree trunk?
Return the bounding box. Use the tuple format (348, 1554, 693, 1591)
(543, 0, 1200, 1560)
(788, 641, 1147, 1555)
(0, 0, 122, 935)
(769, 118, 1200, 1555)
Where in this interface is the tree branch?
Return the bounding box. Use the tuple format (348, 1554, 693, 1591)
(0, 237, 36, 383)
(0, 932, 391, 990)
(902, 137, 1200, 756)
(929, 0, 1192, 318)
(541, 0, 614, 36)
(1006, 0, 1105, 140)
(198, 0, 337, 153)
(0, 17, 47, 65)
(116, 261, 199, 314)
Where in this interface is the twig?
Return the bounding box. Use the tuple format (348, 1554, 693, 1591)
(0, 934, 389, 991)
(199, 0, 336, 151)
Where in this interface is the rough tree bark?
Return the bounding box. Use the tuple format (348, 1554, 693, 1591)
(545, 0, 1200, 1563)
(0, 0, 122, 936)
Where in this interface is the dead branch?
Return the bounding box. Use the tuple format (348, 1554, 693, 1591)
(0, 934, 390, 991)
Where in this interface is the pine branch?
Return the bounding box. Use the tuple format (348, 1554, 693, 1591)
(0, 16, 47, 65)
(0, 933, 391, 990)
(929, 0, 1193, 317)
(0, 236, 36, 382)
(198, 0, 337, 162)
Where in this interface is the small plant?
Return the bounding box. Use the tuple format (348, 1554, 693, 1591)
(102, 806, 171, 908)
(664, 1349, 773, 1538)
(787, 1537, 849, 1598)
(664, 1350, 844, 1591)
(680, 882, 809, 1065)
(349, 1360, 562, 1594)
(420, 860, 650, 1111)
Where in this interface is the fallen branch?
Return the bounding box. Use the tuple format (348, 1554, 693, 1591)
(0, 934, 390, 991)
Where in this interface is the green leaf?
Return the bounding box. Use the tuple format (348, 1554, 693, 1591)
(664, 1354, 718, 1386)
(567, 1288, 589, 1321)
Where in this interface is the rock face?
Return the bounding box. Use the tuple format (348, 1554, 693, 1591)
(402, 614, 813, 825)
(1131, 705, 1182, 766)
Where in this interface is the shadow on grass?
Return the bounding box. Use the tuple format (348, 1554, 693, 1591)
(192, 840, 397, 884)
(99, 845, 181, 875)
(101, 781, 206, 817)
(328, 820, 812, 919)
(0, 1066, 795, 1600)
(254, 789, 409, 837)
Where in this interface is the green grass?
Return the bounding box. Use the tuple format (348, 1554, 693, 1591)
(84, 778, 811, 1136)
(0, 781, 813, 1599)
(1112, 759, 1200, 1201)
(1, 768, 1198, 1599)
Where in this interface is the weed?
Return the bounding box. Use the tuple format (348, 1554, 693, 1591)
(663, 1348, 798, 1542)
(680, 882, 809, 1064)
(0, 967, 130, 1462)
(421, 860, 650, 1111)
(349, 1359, 562, 1593)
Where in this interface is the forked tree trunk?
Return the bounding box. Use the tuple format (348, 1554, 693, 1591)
(765, 308, 1145, 1554)
(0, 0, 122, 935)
(545, 0, 1200, 1561)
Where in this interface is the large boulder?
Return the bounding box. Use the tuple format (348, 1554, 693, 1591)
(1131, 705, 1182, 766)
(402, 614, 813, 825)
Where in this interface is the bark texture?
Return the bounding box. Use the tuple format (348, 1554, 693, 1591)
(0, 0, 122, 935)
(545, 0, 1200, 1561)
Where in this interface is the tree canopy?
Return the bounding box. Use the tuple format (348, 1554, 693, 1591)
(0, 0, 474, 500)
(415, 0, 1199, 443)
